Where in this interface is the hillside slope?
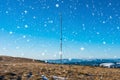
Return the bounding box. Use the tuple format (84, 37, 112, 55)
(0, 56, 35, 63)
(0, 56, 120, 80)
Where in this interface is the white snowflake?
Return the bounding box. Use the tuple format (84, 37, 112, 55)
(82, 24, 85, 27)
(63, 38, 67, 42)
(102, 21, 106, 24)
(108, 3, 112, 6)
(3, 48, 6, 50)
(27, 39, 30, 42)
(59, 51, 62, 55)
(103, 41, 106, 44)
(29, 6, 34, 10)
(33, 16, 36, 19)
(42, 52, 45, 56)
(80, 47, 85, 51)
(23, 35, 26, 38)
(74, 7, 77, 10)
(117, 26, 119, 30)
(5, 11, 8, 14)
(88, 40, 92, 43)
(44, 24, 47, 27)
(55, 4, 59, 8)
(48, 20, 53, 23)
(24, 25, 28, 28)
(47, 6, 50, 9)
(111, 42, 114, 44)
(86, 4, 89, 8)
(109, 16, 112, 19)
(92, 13, 95, 16)
(9, 31, 13, 34)
(42, 6, 46, 9)
(96, 32, 100, 35)
(1, 28, 4, 31)
(16, 46, 19, 49)
(17, 26, 20, 29)
(83, 27, 86, 30)
(61, 1, 64, 3)
(82, 24, 85, 30)
(21, 53, 24, 56)
(114, 56, 117, 58)
(68, 58, 72, 61)
(24, 10, 28, 14)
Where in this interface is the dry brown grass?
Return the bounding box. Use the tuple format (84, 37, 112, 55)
(0, 56, 120, 80)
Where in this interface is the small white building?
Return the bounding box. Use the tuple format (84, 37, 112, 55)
(100, 63, 115, 68)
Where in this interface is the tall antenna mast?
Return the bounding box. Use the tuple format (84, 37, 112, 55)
(60, 13, 62, 64)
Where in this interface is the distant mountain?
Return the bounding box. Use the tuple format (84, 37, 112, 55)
(46, 58, 120, 66)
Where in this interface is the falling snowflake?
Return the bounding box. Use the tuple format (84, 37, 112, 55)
(83, 27, 86, 30)
(55, 4, 59, 8)
(17, 26, 20, 29)
(59, 51, 62, 55)
(44, 24, 47, 27)
(3, 48, 6, 50)
(103, 41, 106, 44)
(42, 52, 45, 56)
(86, 4, 89, 8)
(9, 31, 13, 34)
(24, 25, 28, 28)
(108, 3, 112, 6)
(114, 56, 117, 58)
(24, 10, 28, 14)
(96, 32, 100, 35)
(68, 58, 72, 61)
(92, 13, 95, 16)
(33, 16, 36, 19)
(23, 35, 26, 38)
(117, 27, 119, 30)
(48, 20, 53, 23)
(109, 16, 112, 19)
(5, 11, 8, 14)
(102, 21, 106, 24)
(16, 46, 19, 49)
(27, 39, 30, 42)
(21, 53, 24, 56)
(1, 28, 4, 31)
(80, 47, 85, 51)
(74, 7, 77, 10)
(82, 24, 85, 27)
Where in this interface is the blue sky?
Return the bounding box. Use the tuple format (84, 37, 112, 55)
(0, 0, 120, 59)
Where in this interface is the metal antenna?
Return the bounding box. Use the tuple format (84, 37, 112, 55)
(60, 13, 62, 64)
